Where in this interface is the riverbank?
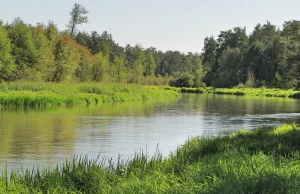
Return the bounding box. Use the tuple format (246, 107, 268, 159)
(1, 124, 300, 193)
(0, 82, 181, 107)
(181, 87, 300, 98)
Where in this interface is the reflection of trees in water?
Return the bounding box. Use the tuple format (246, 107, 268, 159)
(188, 93, 300, 116)
(0, 109, 77, 159)
(0, 98, 179, 161)
(3, 94, 298, 163)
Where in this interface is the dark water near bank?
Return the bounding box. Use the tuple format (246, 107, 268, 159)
(1, 93, 300, 172)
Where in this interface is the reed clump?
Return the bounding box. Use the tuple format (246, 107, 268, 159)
(2, 124, 300, 193)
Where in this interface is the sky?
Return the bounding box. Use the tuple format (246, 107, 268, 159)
(0, 0, 300, 53)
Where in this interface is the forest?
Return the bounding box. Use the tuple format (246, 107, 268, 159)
(0, 4, 300, 89)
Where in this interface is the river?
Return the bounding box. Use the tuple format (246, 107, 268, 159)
(1, 93, 300, 172)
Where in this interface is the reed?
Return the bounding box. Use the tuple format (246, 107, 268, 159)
(2, 124, 300, 193)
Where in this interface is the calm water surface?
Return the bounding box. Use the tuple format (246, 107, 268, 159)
(1, 93, 300, 172)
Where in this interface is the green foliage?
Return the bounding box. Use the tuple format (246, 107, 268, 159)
(128, 45, 145, 84)
(51, 36, 80, 82)
(202, 36, 217, 72)
(111, 56, 127, 83)
(0, 16, 213, 86)
(31, 24, 55, 81)
(7, 18, 38, 80)
(202, 20, 300, 89)
(170, 73, 195, 87)
(0, 22, 15, 81)
(215, 47, 242, 87)
(74, 45, 93, 82)
(144, 49, 157, 76)
(3, 16, 300, 89)
(91, 52, 109, 82)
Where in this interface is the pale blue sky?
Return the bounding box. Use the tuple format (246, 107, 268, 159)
(0, 0, 299, 53)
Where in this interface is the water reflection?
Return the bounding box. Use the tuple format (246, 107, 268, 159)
(1, 94, 300, 172)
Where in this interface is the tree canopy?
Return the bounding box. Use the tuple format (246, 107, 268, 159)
(1, 9, 300, 89)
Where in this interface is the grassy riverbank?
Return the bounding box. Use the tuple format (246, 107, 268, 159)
(1, 124, 300, 193)
(0, 82, 181, 107)
(181, 87, 300, 98)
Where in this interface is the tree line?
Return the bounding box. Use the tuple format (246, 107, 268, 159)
(203, 21, 300, 89)
(0, 17, 203, 86)
(1, 3, 300, 89)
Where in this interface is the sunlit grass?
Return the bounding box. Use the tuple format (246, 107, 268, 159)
(181, 87, 300, 98)
(2, 124, 300, 193)
(0, 82, 181, 107)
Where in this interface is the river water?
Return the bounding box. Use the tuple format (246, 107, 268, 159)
(1, 93, 300, 172)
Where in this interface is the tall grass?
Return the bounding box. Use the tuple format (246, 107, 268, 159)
(181, 87, 300, 98)
(0, 82, 181, 107)
(2, 124, 300, 193)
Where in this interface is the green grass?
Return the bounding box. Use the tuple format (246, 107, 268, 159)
(2, 124, 300, 193)
(181, 87, 300, 98)
(0, 82, 181, 107)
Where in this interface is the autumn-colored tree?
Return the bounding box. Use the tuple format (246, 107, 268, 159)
(52, 36, 80, 82)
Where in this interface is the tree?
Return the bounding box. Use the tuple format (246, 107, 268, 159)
(0, 22, 15, 81)
(125, 44, 136, 69)
(31, 24, 55, 81)
(91, 52, 109, 82)
(249, 22, 278, 44)
(111, 57, 127, 83)
(216, 27, 248, 60)
(191, 54, 205, 87)
(74, 45, 93, 82)
(128, 45, 145, 84)
(259, 36, 288, 87)
(52, 36, 80, 82)
(282, 20, 300, 41)
(182, 54, 193, 73)
(89, 31, 101, 54)
(202, 37, 217, 72)
(162, 51, 183, 77)
(75, 31, 91, 49)
(67, 3, 88, 36)
(7, 18, 38, 80)
(216, 47, 242, 87)
(243, 40, 265, 82)
(144, 49, 157, 76)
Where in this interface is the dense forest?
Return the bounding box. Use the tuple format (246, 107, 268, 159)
(1, 4, 300, 89)
(0, 18, 204, 86)
(203, 21, 300, 89)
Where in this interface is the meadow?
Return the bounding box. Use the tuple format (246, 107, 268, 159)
(1, 124, 300, 193)
(0, 82, 181, 107)
(181, 87, 300, 98)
